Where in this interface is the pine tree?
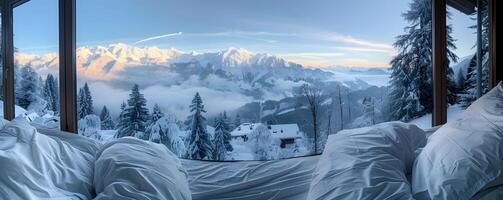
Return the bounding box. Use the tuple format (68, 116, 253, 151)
(234, 113, 242, 128)
(221, 111, 233, 152)
(362, 97, 376, 125)
(43, 74, 59, 114)
(116, 84, 149, 139)
(145, 103, 165, 139)
(185, 92, 212, 160)
(100, 106, 115, 130)
(77, 83, 94, 119)
(212, 116, 228, 160)
(150, 104, 165, 124)
(17, 65, 42, 109)
(115, 101, 127, 130)
(389, 65, 424, 121)
(389, 0, 458, 121)
(461, 0, 489, 107)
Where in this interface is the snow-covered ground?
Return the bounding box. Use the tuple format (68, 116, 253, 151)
(0, 101, 28, 118)
(409, 104, 464, 129)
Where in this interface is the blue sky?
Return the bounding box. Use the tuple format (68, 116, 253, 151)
(13, 0, 476, 67)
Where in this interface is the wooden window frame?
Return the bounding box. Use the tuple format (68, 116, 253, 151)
(1, 0, 499, 131)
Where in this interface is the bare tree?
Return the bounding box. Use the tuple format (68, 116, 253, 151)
(338, 86, 344, 130)
(301, 84, 323, 153)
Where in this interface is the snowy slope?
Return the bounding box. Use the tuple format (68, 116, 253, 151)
(409, 104, 464, 129)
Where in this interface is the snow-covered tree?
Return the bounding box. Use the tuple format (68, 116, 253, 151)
(100, 106, 115, 130)
(212, 117, 227, 160)
(149, 104, 164, 125)
(300, 83, 323, 154)
(144, 103, 165, 139)
(43, 74, 59, 114)
(147, 115, 186, 157)
(77, 83, 94, 119)
(212, 114, 234, 160)
(17, 65, 43, 109)
(116, 84, 149, 139)
(185, 92, 213, 160)
(389, 0, 457, 121)
(460, 0, 489, 107)
(234, 113, 242, 129)
(78, 114, 102, 140)
(220, 111, 233, 152)
(362, 97, 375, 125)
(248, 124, 278, 160)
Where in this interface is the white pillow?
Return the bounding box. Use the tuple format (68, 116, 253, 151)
(0, 119, 9, 130)
(308, 122, 426, 200)
(412, 83, 503, 200)
(93, 137, 192, 200)
(0, 118, 95, 199)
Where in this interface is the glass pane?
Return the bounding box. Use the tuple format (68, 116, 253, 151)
(76, 0, 453, 161)
(13, 0, 59, 128)
(448, 1, 489, 121)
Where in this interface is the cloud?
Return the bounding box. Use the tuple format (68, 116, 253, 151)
(318, 33, 393, 50)
(335, 58, 390, 68)
(87, 80, 254, 120)
(278, 52, 345, 60)
(133, 32, 183, 44)
(331, 46, 392, 53)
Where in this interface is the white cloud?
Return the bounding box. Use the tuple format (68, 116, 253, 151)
(88, 81, 254, 120)
(278, 52, 345, 60)
(318, 32, 393, 50)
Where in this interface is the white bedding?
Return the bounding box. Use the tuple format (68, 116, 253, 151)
(0, 118, 95, 199)
(412, 83, 503, 200)
(2, 116, 501, 200)
(307, 122, 426, 200)
(94, 137, 191, 200)
(1, 120, 191, 200)
(183, 156, 319, 200)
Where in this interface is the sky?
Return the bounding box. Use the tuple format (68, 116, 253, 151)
(13, 0, 476, 68)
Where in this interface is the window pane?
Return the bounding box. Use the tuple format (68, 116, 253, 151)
(13, 0, 59, 128)
(448, 1, 489, 121)
(75, 0, 472, 161)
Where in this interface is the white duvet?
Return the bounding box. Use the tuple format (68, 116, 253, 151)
(0, 118, 95, 199)
(308, 122, 427, 200)
(94, 137, 191, 200)
(0, 118, 191, 200)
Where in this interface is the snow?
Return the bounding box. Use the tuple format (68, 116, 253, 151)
(277, 108, 295, 115)
(98, 130, 117, 142)
(231, 123, 302, 139)
(409, 104, 464, 129)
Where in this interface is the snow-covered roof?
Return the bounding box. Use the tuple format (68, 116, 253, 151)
(269, 124, 301, 139)
(231, 123, 302, 139)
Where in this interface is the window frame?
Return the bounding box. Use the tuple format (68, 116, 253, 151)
(0, 0, 499, 132)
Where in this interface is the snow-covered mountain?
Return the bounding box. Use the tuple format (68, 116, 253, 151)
(16, 43, 332, 82)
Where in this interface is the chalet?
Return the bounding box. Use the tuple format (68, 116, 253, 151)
(231, 123, 303, 148)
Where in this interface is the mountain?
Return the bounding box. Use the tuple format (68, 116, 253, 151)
(16, 43, 331, 82)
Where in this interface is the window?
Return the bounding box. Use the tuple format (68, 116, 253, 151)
(13, 0, 59, 128)
(70, 0, 483, 161)
(448, 0, 489, 120)
(2, 0, 484, 161)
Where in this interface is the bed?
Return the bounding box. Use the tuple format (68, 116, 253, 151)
(1, 83, 502, 200)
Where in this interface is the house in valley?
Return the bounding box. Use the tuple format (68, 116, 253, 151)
(231, 123, 303, 148)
